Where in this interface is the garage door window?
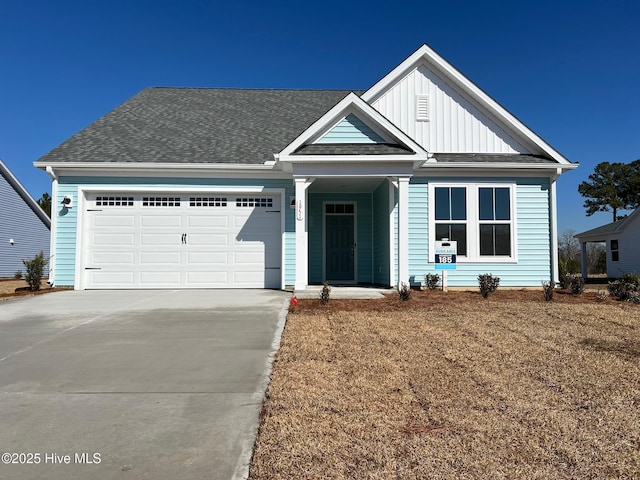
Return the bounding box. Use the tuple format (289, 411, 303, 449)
(189, 197, 227, 207)
(142, 197, 181, 207)
(95, 196, 134, 207)
(236, 197, 273, 208)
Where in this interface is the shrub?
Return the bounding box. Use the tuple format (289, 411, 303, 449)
(424, 273, 440, 290)
(568, 274, 585, 295)
(622, 272, 640, 288)
(320, 282, 331, 306)
(478, 273, 500, 299)
(398, 282, 411, 301)
(14, 270, 23, 280)
(542, 281, 554, 302)
(608, 278, 639, 301)
(558, 257, 580, 289)
(22, 251, 47, 291)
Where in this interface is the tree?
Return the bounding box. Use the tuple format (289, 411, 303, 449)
(37, 193, 51, 218)
(578, 160, 640, 222)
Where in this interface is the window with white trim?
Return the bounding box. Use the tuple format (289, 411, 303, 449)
(430, 183, 516, 262)
(611, 239, 619, 262)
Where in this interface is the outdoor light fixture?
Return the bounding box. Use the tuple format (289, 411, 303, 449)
(9, 238, 14, 246)
(61, 195, 73, 208)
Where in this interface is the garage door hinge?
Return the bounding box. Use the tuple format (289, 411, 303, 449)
(84, 267, 102, 270)
(87, 209, 103, 212)
(266, 210, 281, 213)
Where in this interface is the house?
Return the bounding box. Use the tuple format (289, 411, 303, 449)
(0, 159, 51, 277)
(34, 45, 577, 291)
(575, 209, 640, 279)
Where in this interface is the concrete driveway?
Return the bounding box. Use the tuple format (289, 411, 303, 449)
(0, 289, 289, 480)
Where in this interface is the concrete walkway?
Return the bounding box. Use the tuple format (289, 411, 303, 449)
(0, 289, 289, 480)
(293, 285, 394, 299)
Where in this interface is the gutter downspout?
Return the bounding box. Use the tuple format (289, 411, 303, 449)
(45, 166, 57, 286)
(550, 168, 561, 285)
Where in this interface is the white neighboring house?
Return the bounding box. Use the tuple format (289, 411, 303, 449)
(0, 159, 51, 277)
(575, 208, 640, 279)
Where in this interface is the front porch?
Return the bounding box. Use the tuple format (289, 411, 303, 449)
(293, 175, 411, 290)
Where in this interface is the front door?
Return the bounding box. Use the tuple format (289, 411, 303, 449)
(325, 205, 355, 282)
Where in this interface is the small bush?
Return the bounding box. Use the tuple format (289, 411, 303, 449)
(424, 273, 440, 290)
(14, 270, 23, 280)
(542, 281, 554, 302)
(608, 271, 640, 303)
(596, 290, 607, 302)
(558, 257, 580, 289)
(568, 274, 585, 295)
(22, 251, 47, 291)
(398, 282, 411, 301)
(478, 273, 500, 299)
(320, 282, 331, 306)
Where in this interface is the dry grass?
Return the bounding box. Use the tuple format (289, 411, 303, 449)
(249, 292, 640, 479)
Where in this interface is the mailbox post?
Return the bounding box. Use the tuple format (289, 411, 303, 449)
(434, 240, 457, 292)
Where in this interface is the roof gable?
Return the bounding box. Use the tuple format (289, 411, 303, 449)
(0, 159, 51, 229)
(278, 93, 429, 161)
(575, 208, 640, 240)
(362, 45, 573, 165)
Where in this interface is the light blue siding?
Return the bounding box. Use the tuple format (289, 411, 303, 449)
(372, 181, 390, 285)
(54, 176, 295, 287)
(0, 174, 50, 277)
(307, 192, 373, 284)
(408, 176, 552, 287)
(317, 114, 386, 144)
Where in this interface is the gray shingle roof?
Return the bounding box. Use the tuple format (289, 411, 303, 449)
(294, 143, 414, 155)
(432, 153, 556, 164)
(37, 88, 362, 165)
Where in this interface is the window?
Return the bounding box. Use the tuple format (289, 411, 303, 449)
(434, 187, 467, 256)
(325, 203, 355, 214)
(95, 196, 134, 207)
(189, 197, 227, 207)
(142, 197, 181, 207)
(479, 187, 511, 256)
(611, 239, 619, 262)
(430, 183, 516, 262)
(235, 197, 273, 208)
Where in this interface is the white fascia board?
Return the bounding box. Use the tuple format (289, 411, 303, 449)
(34, 162, 289, 179)
(417, 161, 578, 173)
(1, 159, 51, 229)
(280, 154, 429, 163)
(278, 93, 429, 158)
(362, 44, 574, 166)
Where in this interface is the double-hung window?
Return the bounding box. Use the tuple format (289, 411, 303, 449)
(479, 187, 511, 256)
(434, 187, 467, 256)
(430, 183, 516, 262)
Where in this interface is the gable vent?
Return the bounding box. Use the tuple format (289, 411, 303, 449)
(416, 94, 429, 121)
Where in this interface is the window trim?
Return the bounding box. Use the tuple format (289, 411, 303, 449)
(429, 181, 518, 263)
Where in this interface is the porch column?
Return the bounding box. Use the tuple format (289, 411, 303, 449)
(294, 177, 314, 291)
(397, 176, 410, 289)
(580, 241, 588, 279)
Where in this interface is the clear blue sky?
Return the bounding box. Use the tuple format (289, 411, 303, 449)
(1, 0, 638, 235)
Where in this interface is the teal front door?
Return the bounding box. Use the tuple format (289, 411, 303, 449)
(325, 214, 355, 282)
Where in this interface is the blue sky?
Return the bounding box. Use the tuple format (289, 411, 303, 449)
(1, 0, 638, 234)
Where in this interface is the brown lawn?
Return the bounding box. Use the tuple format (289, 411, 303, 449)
(249, 290, 640, 479)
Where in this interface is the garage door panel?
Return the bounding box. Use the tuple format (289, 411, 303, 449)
(94, 215, 135, 227)
(187, 216, 228, 228)
(140, 233, 180, 246)
(140, 252, 182, 264)
(140, 215, 183, 227)
(92, 252, 135, 264)
(186, 271, 229, 285)
(187, 234, 229, 246)
(139, 271, 182, 284)
(186, 251, 228, 264)
(233, 251, 264, 264)
(93, 233, 135, 246)
(89, 271, 135, 286)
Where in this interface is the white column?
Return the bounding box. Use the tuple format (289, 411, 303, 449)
(397, 177, 410, 289)
(294, 178, 313, 291)
(550, 173, 560, 284)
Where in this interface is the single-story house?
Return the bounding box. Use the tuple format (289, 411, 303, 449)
(575, 208, 640, 278)
(0, 159, 51, 277)
(35, 45, 577, 291)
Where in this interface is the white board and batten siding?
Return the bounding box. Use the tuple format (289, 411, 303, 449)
(80, 192, 282, 289)
(370, 63, 533, 154)
(609, 215, 640, 278)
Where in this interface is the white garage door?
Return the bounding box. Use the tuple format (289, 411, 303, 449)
(82, 193, 282, 289)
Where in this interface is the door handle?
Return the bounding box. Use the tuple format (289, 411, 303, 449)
(351, 243, 356, 257)
(181, 233, 187, 244)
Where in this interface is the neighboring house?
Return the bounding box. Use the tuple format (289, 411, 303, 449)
(35, 45, 577, 291)
(0, 159, 51, 277)
(575, 209, 640, 279)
